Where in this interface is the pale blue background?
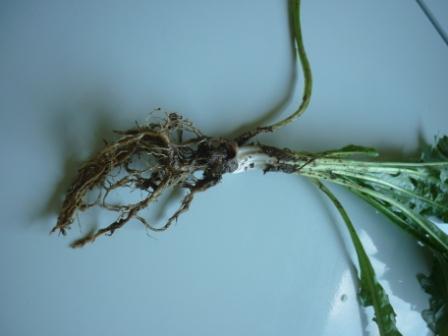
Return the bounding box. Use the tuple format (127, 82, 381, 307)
(0, 1, 447, 335)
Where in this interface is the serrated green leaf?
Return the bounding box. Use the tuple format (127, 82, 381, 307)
(418, 253, 448, 335)
(436, 136, 448, 160)
(297, 135, 448, 255)
(422, 136, 448, 162)
(295, 136, 448, 334)
(313, 180, 402, 336)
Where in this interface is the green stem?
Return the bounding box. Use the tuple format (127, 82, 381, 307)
(267, 0, 312, 131)
(235, 0, 312, 144)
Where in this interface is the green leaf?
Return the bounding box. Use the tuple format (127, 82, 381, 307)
(313, 179, 402, 336)
(351, 189, 432, 248)
(345, 180, 448, 256)
(298, 136, 448, 335)
(337, 160, 448, 223)
(436, 136, 448, 160)
(296, 135, 448, 255)
(320, 144, 379, 158)
(422, 135, 448, 162)
(417, 252, 448, 335)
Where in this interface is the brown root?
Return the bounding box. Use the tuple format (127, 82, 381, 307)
(52, 112, 239, 247)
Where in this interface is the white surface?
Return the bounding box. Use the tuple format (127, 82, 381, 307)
(0, 1, 447, 335)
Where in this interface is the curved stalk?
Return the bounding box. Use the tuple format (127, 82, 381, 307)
(236, 0, 312, 144)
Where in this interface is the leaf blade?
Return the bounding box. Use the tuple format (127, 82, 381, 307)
(320, 144, 379, 158)
(313, 179, 402, 336)
(418, 252, 448, 335)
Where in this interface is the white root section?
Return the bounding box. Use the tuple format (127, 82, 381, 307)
(233, 146, 276, 174)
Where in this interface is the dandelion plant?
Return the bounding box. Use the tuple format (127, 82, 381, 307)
(52, 0, 448, 334)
